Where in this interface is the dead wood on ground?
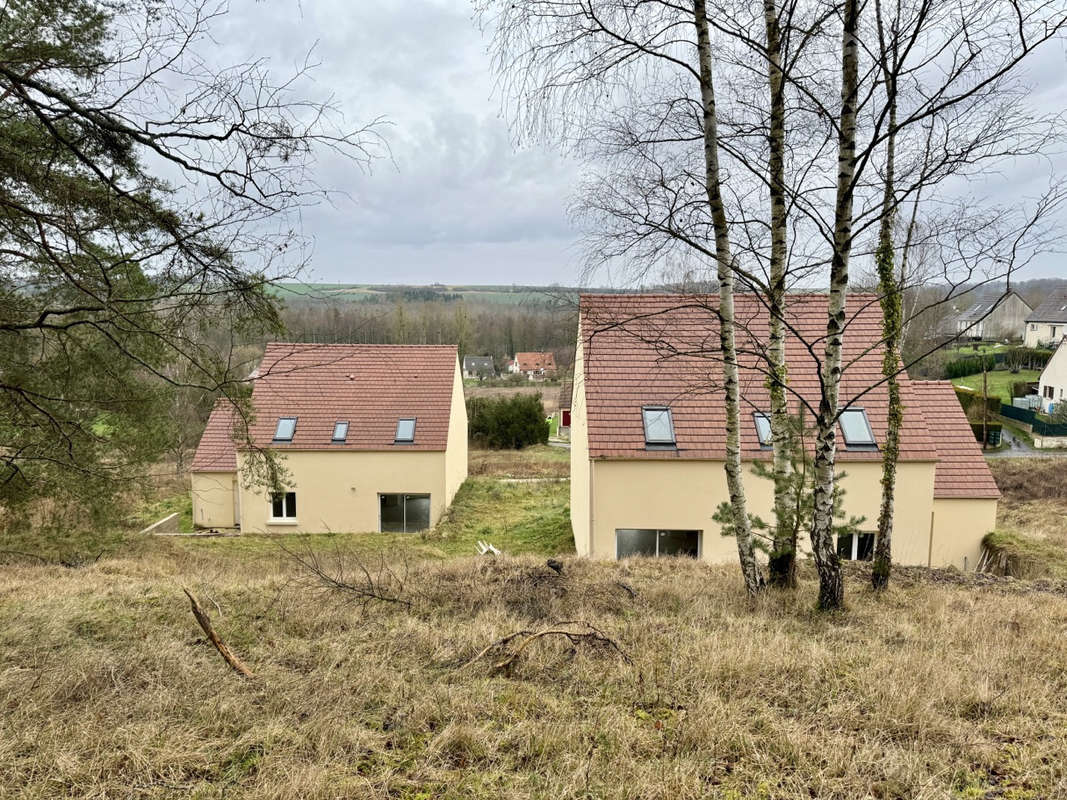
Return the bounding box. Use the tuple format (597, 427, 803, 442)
(183, 588, 254, 678)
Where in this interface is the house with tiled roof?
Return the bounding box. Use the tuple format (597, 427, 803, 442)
(1024, 285, 1067, 347)
(557, 380, 573, 430)
(571, 294, 1000, 569)
(462, 355, 496, 379)
(1037, 336, 1067, 414)
(509, 351, 557, 380)
(939, 285, 1031, 341)
(190, 343, 467, 533)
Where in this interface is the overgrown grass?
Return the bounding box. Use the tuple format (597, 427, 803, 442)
(988, 458, 1067, 579)
(468, 445, 569, 479)
(2, 553, 1066, 798)
(951, 369, 1041, 402)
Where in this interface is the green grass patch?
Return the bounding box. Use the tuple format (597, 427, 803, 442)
(951, 369, 1040, 403)
(981, 530, 1067, 580)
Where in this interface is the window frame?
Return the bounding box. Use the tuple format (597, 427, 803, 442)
(615, 528, 702, 559)
(394, 417, 417, 443)
(753, 412, 773, 448)
(838, 407, 877, 448)
(331, 421, 349, 443)
(269, 491, 297, 524)
(641, 405, 676, 448)
(837, 531, 876, 561)
(378, 493, 431, 532)
(273, 416, 297, 442)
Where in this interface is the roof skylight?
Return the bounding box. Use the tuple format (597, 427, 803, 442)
(395, 418, 416, 443)
(273, 417, 297, 442)
(642, 406, 676, 446)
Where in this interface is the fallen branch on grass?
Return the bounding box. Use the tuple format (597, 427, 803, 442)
(282, 543, 412, 611)
(459, 620, 632, 672)
(183, 589, 254, 678)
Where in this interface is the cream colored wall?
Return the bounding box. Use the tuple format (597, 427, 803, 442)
(585, 458, 952, 567)
(1026, 322, 1063, 348)
(237, 450, 448, 534)
(931, 498, 998, 570)
(191, 472, 236, 529)
(444, 359, 469, 505)
(569, 325, 591, 556)
(1038, 339, 1067, 413)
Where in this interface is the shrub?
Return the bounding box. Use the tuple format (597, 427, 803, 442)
(467, 393, 549, 449)
(944, 354, 995, 379)
(953, 387, 1000, 421)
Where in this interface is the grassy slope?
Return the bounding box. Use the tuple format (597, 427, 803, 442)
(951, 370, 1041, 402)
(988, 458, 1067, 579)
(2, 553, 1066, 799)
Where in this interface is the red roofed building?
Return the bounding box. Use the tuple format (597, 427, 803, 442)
(508, 351, 557, 380)
(190, 343, 468, 533)
(570, 294, 999, 568)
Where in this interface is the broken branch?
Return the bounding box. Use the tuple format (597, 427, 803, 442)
(183, 588, 254, 678)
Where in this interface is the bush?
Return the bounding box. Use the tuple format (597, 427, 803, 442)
(944, 354, 995, 379)
(467, 393, 549, 449)
(1010, 380, 1034, 400)
(953, 387, 1000, 421)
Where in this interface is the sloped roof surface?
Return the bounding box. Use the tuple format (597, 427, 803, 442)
(463, 355, 494, 368)
(190, 399, 240, 472)
(956, 287, 1028, 322)
(558, 380, 574, 411)
(579, 293, 935, 463)
(191, 344, 458, 471)
(911, 381, 1001, 499)
(515, 351, 556, 372)
(1026, 286, 1067, 323)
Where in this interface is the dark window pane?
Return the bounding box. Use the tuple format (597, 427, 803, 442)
(286, 492, 296, 518)
(857, 533, 875, 561)
(380, 494, 404, 532)
(837, 533, 854, 559)
(396, 418, 416, 442)
(616, 529, 657, 558)
(642, 407, 674, 444)
(754, 413, 772, 446)
(274, 417, 296, 441)
(839, 409, 875, 445)
(271, 493, 283, 518)
(404, 494, 430, 531)
(658, 530, 700, 558)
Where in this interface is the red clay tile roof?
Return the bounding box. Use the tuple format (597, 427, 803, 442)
(191, 344, 458, 471)
(515, 351, 556, 372)
(190, 399, 240, 472)
(911, 381, 1001, 499)
(579, 293, 936, 464)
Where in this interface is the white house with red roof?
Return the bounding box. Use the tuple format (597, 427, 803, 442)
(190, 343, 468, 533)
(510, 351, 557, 380)
(570, 294, 1000, 569)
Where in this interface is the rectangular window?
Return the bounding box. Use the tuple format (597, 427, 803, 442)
(641, 406, 676, 446)
(753, 412, 772, 447)
(270, 491, 297, 520)
(379, 493, 430, 532)
(395, 418, 416, 443)
(839, 408, 876, 447)
(332, 421, 349, 442)
(1044, 385, 1054, 399)
(273, 417, 297, 442)
(837, 532, 875, 561)
(616, 529, 701, 559)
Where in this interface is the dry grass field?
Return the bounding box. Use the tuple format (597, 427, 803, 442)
(987, 458, 1067, 579)
(464, 384, 563, 415)
(2, 451, 1067, 798)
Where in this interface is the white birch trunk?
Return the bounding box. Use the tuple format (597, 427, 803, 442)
(694, 0, 764, 595)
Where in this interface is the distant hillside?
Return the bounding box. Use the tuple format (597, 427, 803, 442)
(268, 283, 581, 307)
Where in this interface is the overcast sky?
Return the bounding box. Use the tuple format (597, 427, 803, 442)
(215, 0, 1066, 286)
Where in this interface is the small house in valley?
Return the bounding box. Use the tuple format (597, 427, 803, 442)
(940, 285, 1031, 341)
(462, 355, 496, 379)
(1037, 336, 1067, 414)
(570, 294, 1000, 569)
(1024, 286, 1067, 347)
(509, 351, 557, 380)
(557, 380, 574, 431)
(190, 343, 468, 534)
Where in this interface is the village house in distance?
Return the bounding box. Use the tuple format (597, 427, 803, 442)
(940, 285, 1032, 341)
(190, 343, 468, 533)
(570, 294, 1001, 568)
(1024, 285, 1067, 347)
(507, 350, 557, 380)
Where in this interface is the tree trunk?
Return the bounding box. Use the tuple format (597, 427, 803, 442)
(763, 0, 795, 589)
(872, 0, 901, 592)
(694, 0, 764, 595)
(811, 0, 861, 612)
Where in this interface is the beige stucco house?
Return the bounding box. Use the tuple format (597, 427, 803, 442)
(190, 343, 468, 534)
(571, 294, 1000, 570)
(1024, 286, 1067, 348)
(1037, 336, 1067, 414)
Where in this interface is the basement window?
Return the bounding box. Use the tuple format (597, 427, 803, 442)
(616, 529, 701, 559)
(332, 421, 349, 442)
(642, 406, 676, 447)
(395, 418, 416, 443)
(839, 408, 876, 448)
(753, 412, 773, 447)
(273, 417, 297, 442)
(837, 532, 875, 561)
(270, 492, 297, 522)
